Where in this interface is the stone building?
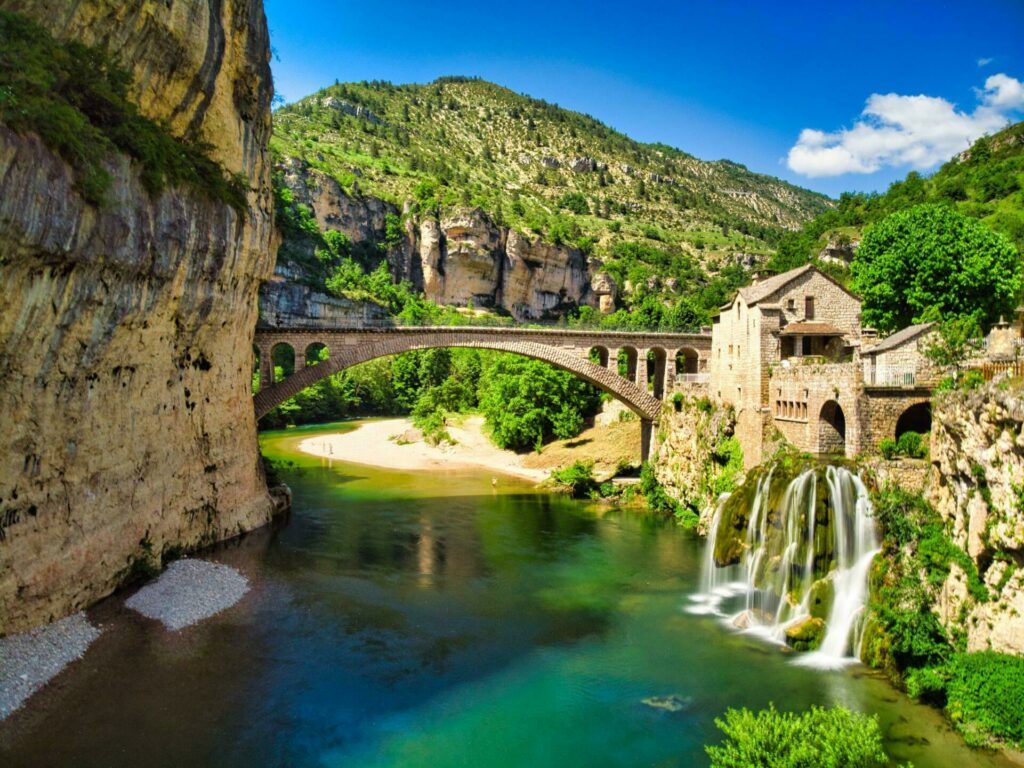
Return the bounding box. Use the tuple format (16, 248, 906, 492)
(708, 265, 936, 467)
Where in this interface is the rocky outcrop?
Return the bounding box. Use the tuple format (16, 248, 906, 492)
(0, 0, 275, 633)
(260, 279, 390, 328)
(818, 234, 858, 266)
(654, 397, 739, 528)
(927, 382, 1024, 654)
(590, 271, 618, 314)
(274, 161, 596, 320)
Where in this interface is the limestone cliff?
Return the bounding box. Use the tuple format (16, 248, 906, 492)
(0, 0, 275, 633)
(653, 394, 740, 528)
(273, 161, 596, 320)
(927, 381, 1024, 654)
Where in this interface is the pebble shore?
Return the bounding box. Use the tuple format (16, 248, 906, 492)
(124, 559, 249, 631)
(0, 612, 100, 721)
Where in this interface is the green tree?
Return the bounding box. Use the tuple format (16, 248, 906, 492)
(477, 354, 601, 451)
(852, 204, 1022, 332)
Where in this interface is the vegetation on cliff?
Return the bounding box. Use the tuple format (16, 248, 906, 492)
(864, 485, 1024, 749)
(0, 11, 246, 210)
(272, 77, 829, 256)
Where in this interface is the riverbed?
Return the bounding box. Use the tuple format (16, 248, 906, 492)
(0, 420, 1015, 767)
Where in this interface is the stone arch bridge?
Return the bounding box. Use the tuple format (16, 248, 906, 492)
(253, 326, 711, 460)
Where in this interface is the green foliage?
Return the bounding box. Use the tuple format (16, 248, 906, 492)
(550, 461, 599, 498)
(879, 438, 897, 460)
(556, 191, 590, 214)
(943, 652, 1024, 747)
(477, 354, 601, 451)
(852, 204, 1022, 332)
(0, 11, 246, 209)
(922, 314, 983, 370)
(705, 704, 889, 768)
(881, 431, 927, 460)
(639, 462, 682, 519)
(711, 436, 744, 496)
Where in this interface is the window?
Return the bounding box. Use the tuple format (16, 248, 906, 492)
(787, 298, 796, 311)
(802, 337, 812, 355)
(805, 296, 815, 319)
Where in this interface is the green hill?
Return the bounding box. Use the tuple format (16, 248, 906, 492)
(271, 77, 830, 267)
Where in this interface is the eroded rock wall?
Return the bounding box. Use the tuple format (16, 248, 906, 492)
(0, 0, 276, 633)
(653, 393, 738, 528)
(927, 382, 1024, 654)
(275, 161, 597, 320)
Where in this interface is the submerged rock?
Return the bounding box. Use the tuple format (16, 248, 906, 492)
(641, 694, 692, 712)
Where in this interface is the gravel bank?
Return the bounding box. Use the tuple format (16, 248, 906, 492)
(124, 559, 249, 631)
(0, 612, 100, 721)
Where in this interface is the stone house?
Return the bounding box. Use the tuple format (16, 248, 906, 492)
(708, 265, 935, 467)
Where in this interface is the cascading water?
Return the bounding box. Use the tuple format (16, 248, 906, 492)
(687, 463, 879, 669)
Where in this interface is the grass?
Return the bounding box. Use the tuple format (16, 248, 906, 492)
(0, 10, 247, 210)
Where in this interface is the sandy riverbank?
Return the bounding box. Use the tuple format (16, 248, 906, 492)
(297, 417, 551, 481)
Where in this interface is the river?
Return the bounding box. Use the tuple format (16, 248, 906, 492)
(0, 421, 1014, 767)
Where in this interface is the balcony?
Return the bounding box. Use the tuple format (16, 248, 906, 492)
(864, 365, 917, 388)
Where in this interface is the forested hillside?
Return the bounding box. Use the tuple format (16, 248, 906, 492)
(769, 121, 1024, 276)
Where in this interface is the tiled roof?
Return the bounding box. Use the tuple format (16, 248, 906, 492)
(863, 322, 935, 355)
(779, 321, 845, 336)
(736, 264, 814, 306)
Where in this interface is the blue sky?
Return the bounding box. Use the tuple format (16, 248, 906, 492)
(264, 0, 1024, 198)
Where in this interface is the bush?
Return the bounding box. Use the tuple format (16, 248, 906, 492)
(895, 430, 926, 459)
(880, 437, 898, 460)
(705, 704, 889, 768)
(640, 462, 680, 517)
(943, 652, 1024, 747)
(550, 461, 598, 499)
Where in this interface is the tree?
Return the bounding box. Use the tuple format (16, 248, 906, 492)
(852, 204, 1022, 332)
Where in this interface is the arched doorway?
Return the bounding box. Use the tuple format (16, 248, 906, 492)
(818, 400, 846, 455)
(271, 342, 296, 383)
(895, 402, 931, 439)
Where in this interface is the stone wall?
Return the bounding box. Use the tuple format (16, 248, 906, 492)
(768, 361, 862, 457)
(0, 0, 276, 633)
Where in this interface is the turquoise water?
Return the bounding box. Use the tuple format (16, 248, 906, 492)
(0, 421, 1013, 767)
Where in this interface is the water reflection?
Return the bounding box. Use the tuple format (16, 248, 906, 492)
(0, 423, 1014, 768)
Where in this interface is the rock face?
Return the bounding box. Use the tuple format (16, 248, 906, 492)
(654, 397, 738, 529)
(0, 0, 276, 633)
(928, 382, 1024, 654)
(274, 161, 596, 320)
(260, 279, 390, 328)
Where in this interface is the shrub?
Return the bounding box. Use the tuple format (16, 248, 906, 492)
(550, 461, 598, 499)
(640, 462, 679, 517)
(895, 431, 926, 458)
(943, 652, 1024, 747)
(880, 437, 898, 460)
(705, 704, 889, 768)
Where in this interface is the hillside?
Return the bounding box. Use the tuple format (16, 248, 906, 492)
(266, 77, 832, 327)
(770, 120, 1024, 274)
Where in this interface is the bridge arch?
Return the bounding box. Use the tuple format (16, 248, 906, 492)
(675, 347, 700, 375)
(895, 401, 931, 439)
(253, 334, 662, 425)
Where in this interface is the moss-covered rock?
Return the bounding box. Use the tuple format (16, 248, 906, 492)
(809, 576, 835, 621)
(785, 616, 826, 651)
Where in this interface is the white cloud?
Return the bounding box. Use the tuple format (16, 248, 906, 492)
(978, 57, 993, 67)
(787, 74, 1024, 177)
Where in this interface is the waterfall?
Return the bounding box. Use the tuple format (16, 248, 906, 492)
(687, 464, 879, 668)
